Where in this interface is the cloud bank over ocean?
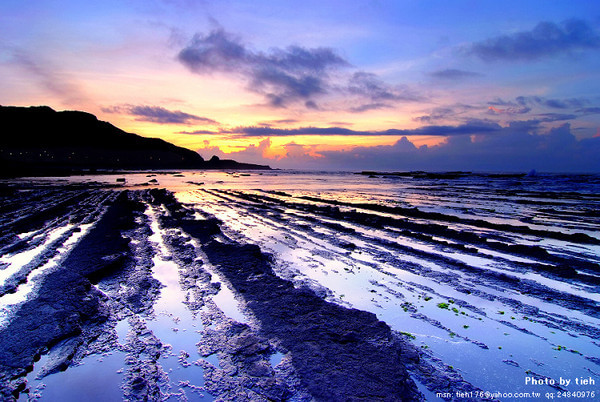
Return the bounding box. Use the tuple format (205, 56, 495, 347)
(198, 123, 600, 172)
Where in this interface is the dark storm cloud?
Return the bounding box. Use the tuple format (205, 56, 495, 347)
(428, 69, 481, 80)
(177, 28, 348, 107)
(103, 105, 218, 125)
(467, 19, 600, 62)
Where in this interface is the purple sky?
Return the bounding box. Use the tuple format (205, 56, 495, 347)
(1, 1, 600, 171)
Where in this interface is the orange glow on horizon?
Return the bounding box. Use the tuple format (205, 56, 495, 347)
(100, 110, 450, 163)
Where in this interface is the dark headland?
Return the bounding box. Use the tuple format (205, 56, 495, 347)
(0, 105, 270, 177)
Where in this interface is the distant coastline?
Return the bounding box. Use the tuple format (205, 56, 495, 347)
(0, 106, 270, 177)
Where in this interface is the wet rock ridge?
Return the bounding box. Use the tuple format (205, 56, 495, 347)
(151, 188, 424, 401)
(0, 185, 424, 401)
(0, 190, 146, 399)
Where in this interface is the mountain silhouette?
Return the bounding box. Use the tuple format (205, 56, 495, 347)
(0, 106, 270, 176)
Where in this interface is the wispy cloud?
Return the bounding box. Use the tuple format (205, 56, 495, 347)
(414, 104, 484, 123)
(487, 105, 532, 115)
(536, 113, 578, 122)
(486, 96, 600, 121)
(179, 129, 217, 135)
(576, 107, 600, 115)
(177, 26, 422, 110)
(515, 96, 589, 109)
(347, 72, 422, 102)
(181, 120, 502, 137)
(428, 69, 481, 80)
(178, 27, 348, 108)
(102, 105, 218, 125)
(10, 50, 88, 106)
(349, 103, 392, 113)
(256, 118, 300, 126)
(467, 19, 600, 62)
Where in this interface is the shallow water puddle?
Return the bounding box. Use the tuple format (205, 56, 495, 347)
(145, 208, 211, 400)
(269, 351, 284, 368)
(1, 172, 597, 399)
(208, 278, 248, 324)
(20, 207, 214, 401)
(24, 350, 126, 402)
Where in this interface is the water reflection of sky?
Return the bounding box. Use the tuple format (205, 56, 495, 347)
(5, 170, 600, 399)
(172, 176, 599, 397)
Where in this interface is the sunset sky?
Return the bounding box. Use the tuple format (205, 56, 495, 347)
(2, 0, 600, 171)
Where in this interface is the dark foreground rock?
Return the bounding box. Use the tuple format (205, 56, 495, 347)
(0, 191, 140, 399)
